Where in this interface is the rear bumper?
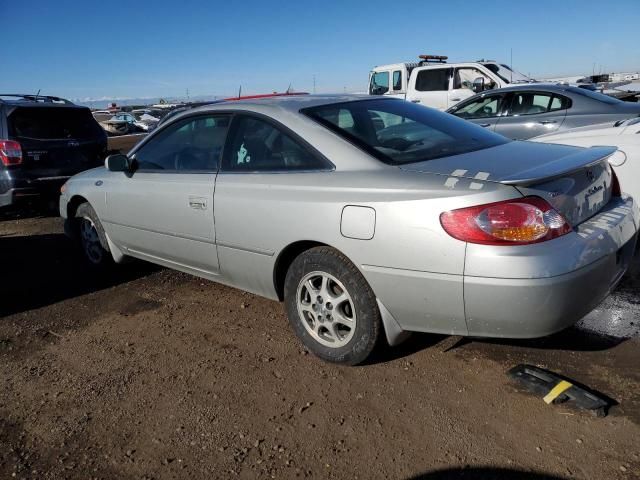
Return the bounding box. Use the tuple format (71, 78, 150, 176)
(366, 195, 639, 339)
(0, 173, 69, 207)
(0, 188, 41, 207)
(464, 233, 637, 337)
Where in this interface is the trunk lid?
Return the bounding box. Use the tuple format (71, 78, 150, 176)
(399, 141, 616, 226)
(7, 106, 107, 179)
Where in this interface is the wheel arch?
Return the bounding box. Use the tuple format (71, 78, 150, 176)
(66, 194, 89, 219)
(273, 240, 331, 301)
(273, 240, 412, 348)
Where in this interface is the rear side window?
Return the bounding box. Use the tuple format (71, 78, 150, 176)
(8, 107, 104, 140)
(369, 71, 390, 95)
(134, 115, 229, 171)
(222, 115, 330, 172)
(508, 93, 570, 116)
(415, 68, 451, 92)
(303, 99, 508, 165)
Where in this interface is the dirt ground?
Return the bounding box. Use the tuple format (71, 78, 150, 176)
(0, 211, 639, 480)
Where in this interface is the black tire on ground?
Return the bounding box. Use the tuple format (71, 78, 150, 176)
(74, 202, 114, 268)
(284, 246, 382, 365)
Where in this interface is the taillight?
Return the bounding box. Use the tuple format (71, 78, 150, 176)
(0, 140, 22, 166)
(611, 168, 621, 197)
(440, 196, 572, 245)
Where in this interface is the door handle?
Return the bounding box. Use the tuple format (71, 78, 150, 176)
(411, 99, 421, 103)
(479, 123, 491, 128)
(188, 197, 207, 210)
(538, 120, 557, 125)
(450, 98, 461, 102)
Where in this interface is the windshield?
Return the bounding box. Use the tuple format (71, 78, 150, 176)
(302, 99, 509, 165)
(566, 86, 622, 105)
(482, 63, 532, 84)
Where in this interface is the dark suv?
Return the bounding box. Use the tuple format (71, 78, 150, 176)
(0, 94, 107, 208)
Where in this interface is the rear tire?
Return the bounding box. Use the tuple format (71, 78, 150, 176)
(75, 203, 114, 269)
(284, 247, 381, 365)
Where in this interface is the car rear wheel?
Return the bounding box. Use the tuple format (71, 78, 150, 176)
(75, 203, 113, 268)
(284, 247, 381, 365)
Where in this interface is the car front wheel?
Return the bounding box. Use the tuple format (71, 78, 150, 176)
(284, 246, 381, 365)
(75, 203, 113, 268)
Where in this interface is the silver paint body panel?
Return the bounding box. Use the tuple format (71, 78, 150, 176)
(60, 95, 639, 340)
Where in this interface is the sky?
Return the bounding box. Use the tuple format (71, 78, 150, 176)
(2, 0, 639, 103)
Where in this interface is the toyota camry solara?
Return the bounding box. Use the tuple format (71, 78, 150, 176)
(60, 95, 639, 365)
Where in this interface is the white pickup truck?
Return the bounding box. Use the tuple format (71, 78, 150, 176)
(368, 55, 533, 110)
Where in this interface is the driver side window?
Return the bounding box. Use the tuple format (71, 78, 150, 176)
(133, 115, 229, 172)
(369, 71, 390, 95)
(454, 68, 492, 90)
(451, 95, 503, 119)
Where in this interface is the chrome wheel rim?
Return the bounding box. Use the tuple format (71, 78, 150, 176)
(79, 217, 103, 264)
(296, 271, 356, 348)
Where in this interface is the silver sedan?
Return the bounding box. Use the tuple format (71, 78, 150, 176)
(447, 84, 640, 140)
(60, 95, 639, 364)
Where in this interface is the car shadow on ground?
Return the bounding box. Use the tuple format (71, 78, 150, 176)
(364, 333, 448, 365)
(365, 325, 626, 366)
(0, 233, 158, 317)
(464, 326, 627, 352)
(407, 467, 568, 479)
(0, 201, 60, 222)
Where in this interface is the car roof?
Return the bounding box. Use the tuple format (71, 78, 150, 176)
(482, 83, 578, 94)
(0, 94, 77, 107)
(191, 94, 376, 115)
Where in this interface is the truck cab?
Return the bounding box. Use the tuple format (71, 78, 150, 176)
(368, 55, 533, 110)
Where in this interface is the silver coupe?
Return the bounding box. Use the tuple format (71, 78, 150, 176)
(60, 95, 639, 364)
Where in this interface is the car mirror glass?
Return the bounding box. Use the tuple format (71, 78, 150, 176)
(105, 154, 131, 172)
(472, 77, 485, 93)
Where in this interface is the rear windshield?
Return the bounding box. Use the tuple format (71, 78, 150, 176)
(566, 86, 621, 105)
(302, 99, 509, 165)
(8, 107, 104, 140)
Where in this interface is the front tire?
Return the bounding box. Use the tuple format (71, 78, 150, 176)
(284, 247, 381, 365)
(75, 203, 114, 268)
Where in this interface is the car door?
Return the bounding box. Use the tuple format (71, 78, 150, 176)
(493, 91, 568, 140)
(213, 113, 334, 296)
(103, 114, 230, 275)
(408, 67, 452, 110)
(447, 93, 506, 131)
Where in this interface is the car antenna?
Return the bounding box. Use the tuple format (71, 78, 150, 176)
(35, 88, 41, 102)
(238, 85, 242, 99)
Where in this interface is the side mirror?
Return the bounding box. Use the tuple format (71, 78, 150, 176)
(472, 77, 485, 93)
(105, 154, 131, 172)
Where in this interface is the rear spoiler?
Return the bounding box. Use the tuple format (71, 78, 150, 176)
(499, 146, 617, 186)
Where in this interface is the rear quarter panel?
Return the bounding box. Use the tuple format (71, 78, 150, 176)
(213, 169, 519, 334)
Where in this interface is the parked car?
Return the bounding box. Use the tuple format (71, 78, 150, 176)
(446, 84, 640, 140)
(0, 94, 107, 208)
(59, 95, 638, 365)
(533, 117, 640, 202)
(99, 112, 158, 135)
(368, 54, 534, 110)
